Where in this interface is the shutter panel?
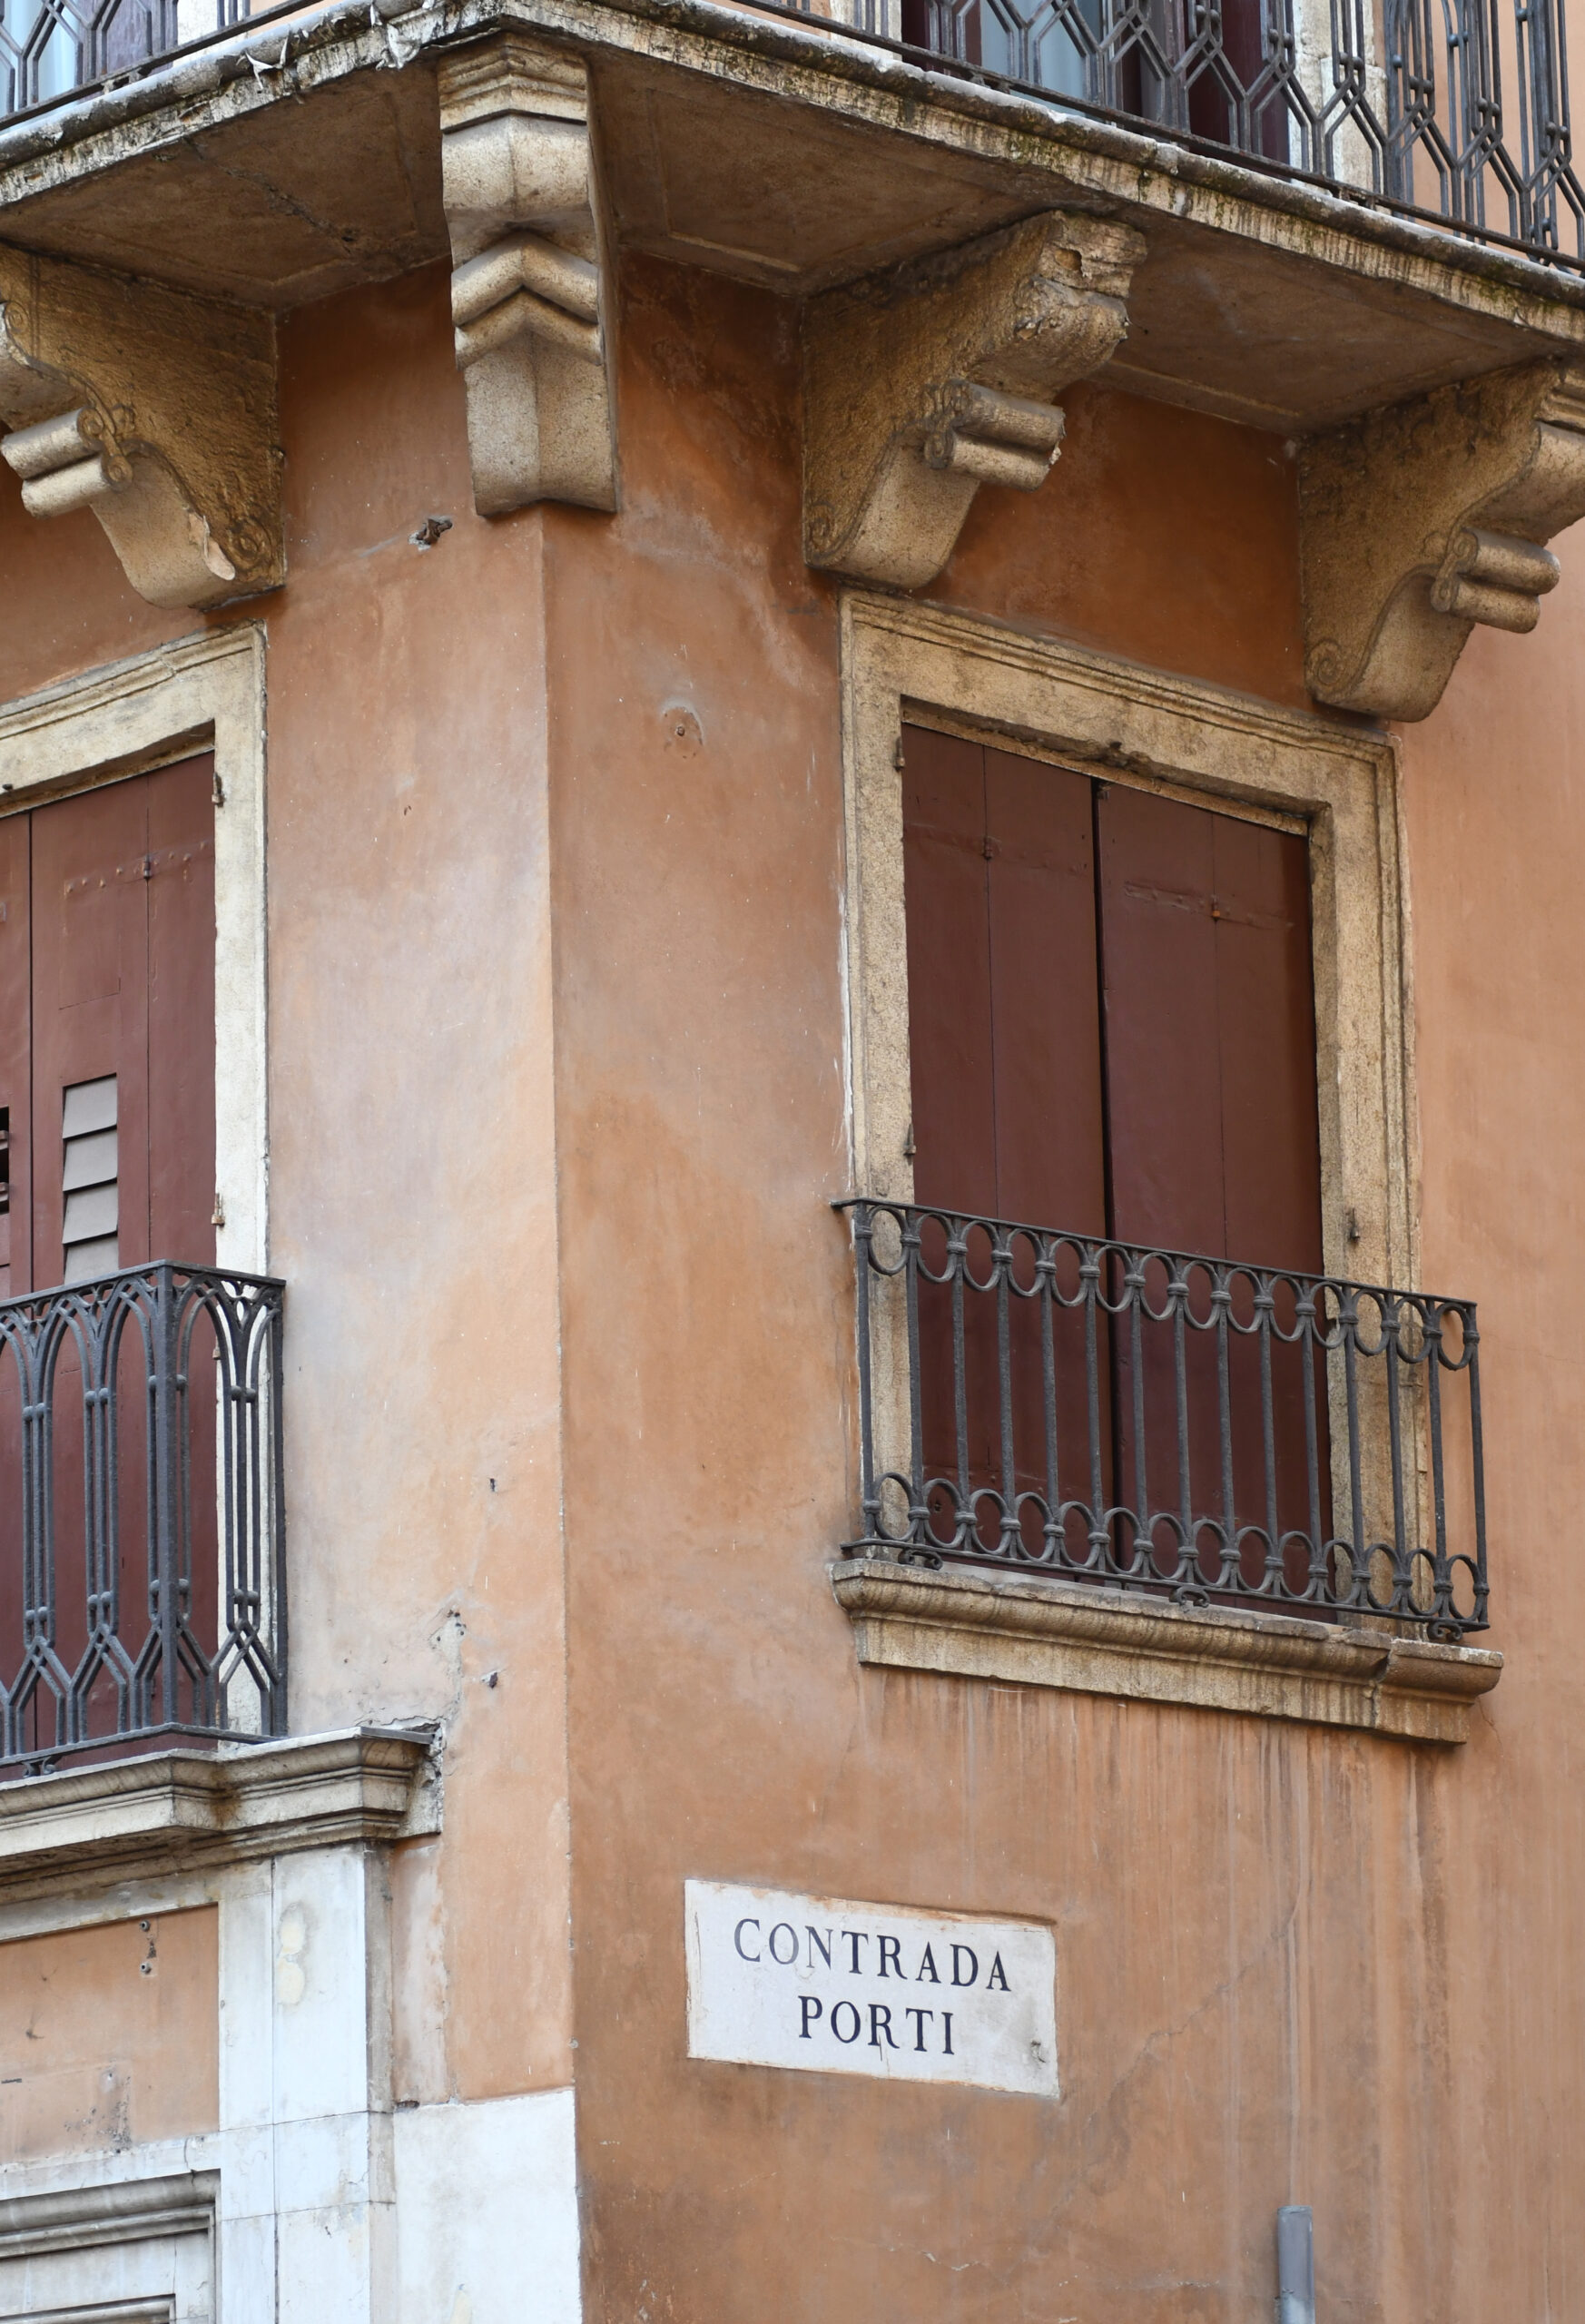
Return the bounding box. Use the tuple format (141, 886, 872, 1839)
(901, 727, 996, 1216)
(147, 757, 217, 1265)
(901, 726, 1110, 1548)
(0, 814, 30, 1299)
(1095, 783, 1326, 1560)
(982, 745, 1107, 1235)
(31, 777, 152, 1278)
(1211, 808, 1324, 1274)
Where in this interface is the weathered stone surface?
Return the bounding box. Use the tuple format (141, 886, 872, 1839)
(0, 1728, 437, 1900)
(1301, 359, 1585, 719)
(831, 1559, 1502, 1742)
(0, 245, 281, 608)
(439, 31, 616, 516)
(802, 212, 1143, 587)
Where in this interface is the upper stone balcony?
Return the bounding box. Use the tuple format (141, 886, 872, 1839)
(4, 0, 1585, 716)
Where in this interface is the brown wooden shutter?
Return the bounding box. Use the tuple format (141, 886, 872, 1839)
(1094, 781, 1323, 1270)
(29, 757, 215, 1283)
(1094, 782, 1325, 1550)
(902, 727, 1106, 1233)
(901, 726, 1110, 1542)
(0, 814, 30, 1300)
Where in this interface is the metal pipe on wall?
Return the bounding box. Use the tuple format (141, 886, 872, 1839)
(1277, 2205, 1315, 2324)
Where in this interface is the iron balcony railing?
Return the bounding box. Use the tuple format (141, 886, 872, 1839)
(2, 0, 1581, 270)
(838, 1197, 1488, 1639)
(0, 1261, 285, 1772)
(887, 0, 1585, 262)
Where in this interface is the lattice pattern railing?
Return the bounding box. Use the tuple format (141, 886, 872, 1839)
(890, 0, 1585, 258)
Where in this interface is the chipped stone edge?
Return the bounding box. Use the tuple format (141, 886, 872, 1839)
(0, 1724, 440, 1899)
(831, 1558, 1503, 1743)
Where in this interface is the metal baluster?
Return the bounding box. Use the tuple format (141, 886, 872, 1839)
(1084, 1243, 1108, 1569)
(1215, 1265, 1236, 1591)
(1383, 1294, 1412, 1609)
(1257, 1275, 1280, 1595)
(1300, 1283, 1325, 1600)
(1342, 1288, 1366, 1606)
(1127, 1254, 1148, 1559)
(950, 1217, 971, 1544)
(1466, 1303, 1488, 1629)
(1422, 1297, 1450, 1627)
(996, 1227, 1019, 1557)
(904, 1211, 929, 1551)
(852, 1204, 880, 1544)
(150, 1261, 182, 1732)
(1040, 1236, 1061, 1564)
(266, 1284, 288, 1731)
(1173, 1262, 1193, 1587)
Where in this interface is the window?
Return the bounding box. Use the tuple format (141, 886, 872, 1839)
(834, 606, 1493, 1719)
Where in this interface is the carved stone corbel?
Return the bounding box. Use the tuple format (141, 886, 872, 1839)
(0, 248, 281, 610)
(438, 33, 616, 517)
(1301, 361, 1585, 721)
(802, 212, 1145, 589)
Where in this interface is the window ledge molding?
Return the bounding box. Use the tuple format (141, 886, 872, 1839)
(832, 1558, 1502, 1744)
(0, 1725, 438, 1902)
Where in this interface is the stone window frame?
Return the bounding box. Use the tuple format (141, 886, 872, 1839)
(0, 626, 269, 1276)
(833, 591, 1502, 1744)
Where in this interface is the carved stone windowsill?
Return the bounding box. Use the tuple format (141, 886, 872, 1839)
(0, 1725, 438, 1900)
(831, 1559, 1502, 1744)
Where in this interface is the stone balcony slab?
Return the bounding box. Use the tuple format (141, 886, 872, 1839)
(832, 1558, 1503, 1742)
(0, 1726, 438, 1901)
(0, 0, 1582, 433)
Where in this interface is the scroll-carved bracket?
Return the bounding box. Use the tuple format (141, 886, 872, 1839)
(802, 212, 1145, 589)
(438, 33, 616, 518)
(0, 249, 281, 611)
(1301, 361, 1585, 721)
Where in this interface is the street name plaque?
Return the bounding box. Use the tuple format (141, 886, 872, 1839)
(684, 1880, 1058, 2096)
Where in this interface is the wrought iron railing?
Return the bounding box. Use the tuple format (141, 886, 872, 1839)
(0, 1261, 285, 1772)
(837, 1198, 1488, 1639)
(887, 0, 1585, 261)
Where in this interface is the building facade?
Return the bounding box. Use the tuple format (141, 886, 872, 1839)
(0, 0, 1580, 2314)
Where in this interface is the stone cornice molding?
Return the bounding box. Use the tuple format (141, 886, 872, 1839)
(802, 212, 1144, 588)
(0, 2172, 218, 2260)
(0, 1726, 438, 1900)
(0, 247, 281, 609)
(1301, 358, 1585, 719)
(832, 1560, 1502, 1742)
(438, 29, 617, 515)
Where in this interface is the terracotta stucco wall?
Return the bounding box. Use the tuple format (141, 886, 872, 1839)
(0, 236, 1579, 2324)
(546, 254, 1567, 2324)
(264, 265, 575, 2103)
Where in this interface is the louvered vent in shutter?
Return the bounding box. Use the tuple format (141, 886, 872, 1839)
(62, 1074, 117, 1282)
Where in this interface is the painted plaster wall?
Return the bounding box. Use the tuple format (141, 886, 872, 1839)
(261, 265, 575, 2107)
(545, 254, 1569, 2324)
(0, 238, 1573, 2324)
(1393, 592, 1585, 2320)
